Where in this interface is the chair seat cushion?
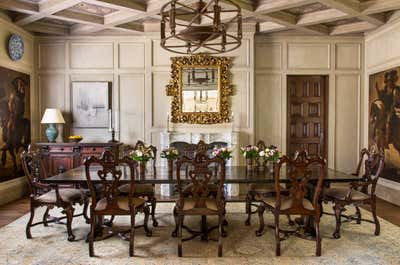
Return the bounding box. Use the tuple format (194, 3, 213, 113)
(259, 195, 314, 211)
(118, 184, 154, 194)
(95, 196, 145, 211)
(178, 198, 219, 211)
(36, 188, 82, 204)
(325, 187, 370, 201)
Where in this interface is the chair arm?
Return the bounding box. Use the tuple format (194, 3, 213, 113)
(50, 184, 64, 203)
(349, 181, 372, 189)
(344, 181, 372, 200)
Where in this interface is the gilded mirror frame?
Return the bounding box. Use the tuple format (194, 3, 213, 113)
(166, 54, 233, 124)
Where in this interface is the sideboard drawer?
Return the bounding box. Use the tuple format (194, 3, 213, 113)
(48, 146, 74, 153)
(81, 147, 104, 154)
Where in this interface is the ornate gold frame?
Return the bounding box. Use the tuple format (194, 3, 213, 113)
(166, 54, 233, 124)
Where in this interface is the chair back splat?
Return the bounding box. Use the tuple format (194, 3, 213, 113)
(274, 150, 326, 215)
(175, 152, 226, 213)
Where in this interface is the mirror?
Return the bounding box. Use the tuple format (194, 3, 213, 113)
(181, 67, 219, 113)
(166, 54, 233, 124)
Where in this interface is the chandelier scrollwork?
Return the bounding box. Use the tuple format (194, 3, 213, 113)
(160, 0, 242, 54)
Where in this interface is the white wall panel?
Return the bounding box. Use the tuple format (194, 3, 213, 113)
(38, 43, 65, 70)
(255, 74, 282, 147)
(255, 43, 282, 69)
(336, 43, 361, 70)
(335, 74, 360, 173)
(39, 74, 65, 112)
(70, 42, 114, 69)
(119, 43, 145, 69)
(287, 43, 330, 70)
(231, 71, 250, 128)
(152, 72, 170, 128)
(119, 74, 145, 143)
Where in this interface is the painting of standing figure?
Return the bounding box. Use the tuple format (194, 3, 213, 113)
(369, 67, 400, 182)
(0, 66, 30, 182)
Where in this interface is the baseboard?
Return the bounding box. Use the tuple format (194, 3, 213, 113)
(376, 178, 400, 206)
(0, 177, 28, 206)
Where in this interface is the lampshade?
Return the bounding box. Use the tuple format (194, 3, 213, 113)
(41, 108, 65, 124)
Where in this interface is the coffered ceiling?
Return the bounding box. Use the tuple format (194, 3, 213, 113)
(0, 0, 399, 36)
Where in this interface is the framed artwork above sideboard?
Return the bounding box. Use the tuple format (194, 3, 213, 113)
(71, 81, 112, 128)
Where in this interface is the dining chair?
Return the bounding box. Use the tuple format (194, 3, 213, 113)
(117, 141, 158, 227)
(84, 151, 152, 257)
(323, 147, 385, 239)
(173, 152, 226, 257)
(21, 145, 88, 241)
(255, 150, 326, 256)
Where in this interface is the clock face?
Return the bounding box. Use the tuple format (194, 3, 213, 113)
(8, 34, 24, 61)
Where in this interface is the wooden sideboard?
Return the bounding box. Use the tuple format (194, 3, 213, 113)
(36, 142, 122, 176)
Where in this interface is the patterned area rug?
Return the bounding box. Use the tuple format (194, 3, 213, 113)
(0, 203, 399, 265)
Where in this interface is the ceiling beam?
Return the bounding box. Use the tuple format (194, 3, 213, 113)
(330, 21, 377, 35)
(361, 0, 400, 15)
(255, 0, 315, 14)
(70, 21, 144, 35)
(258, 21, 287, 32)
(222, 0, 255, 11)
(86, 0, 146, 12)
(15, 0, 81, 26)
(316, 0, 385, 26)
(74, 0, 199, 34)
(297, 8, 349, 26)
(52, 10, 104, 25)
(0, 0, 38, 15)
(24, 21, 69, 35)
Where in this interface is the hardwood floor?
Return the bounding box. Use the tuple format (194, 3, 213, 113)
(0, 197, 399, 228)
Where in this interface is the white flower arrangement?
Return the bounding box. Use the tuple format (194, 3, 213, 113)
(259, 145, 281, 162)
(130, 146, 154, 162)
(160, 147, 179, 160)
(212, 147, 233, 160)
(240, 145, 259, 159)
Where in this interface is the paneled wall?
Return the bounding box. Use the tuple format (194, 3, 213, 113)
(36, 33, 255, 163)
(255, 35, 363, 173)
(364, 13, 400, 205)
(0, 16, 35, 205)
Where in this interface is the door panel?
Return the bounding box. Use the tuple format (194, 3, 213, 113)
(287, 75, 328, 159)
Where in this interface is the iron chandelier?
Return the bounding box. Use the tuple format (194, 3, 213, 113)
(160, 0, 242, 54)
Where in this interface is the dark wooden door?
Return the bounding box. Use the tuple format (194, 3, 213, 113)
(287, 75, 328, 158)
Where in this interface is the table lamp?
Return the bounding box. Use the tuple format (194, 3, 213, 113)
(41, 108, 65, 142)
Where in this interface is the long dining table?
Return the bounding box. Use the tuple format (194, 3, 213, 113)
(43, 165, 361, 241)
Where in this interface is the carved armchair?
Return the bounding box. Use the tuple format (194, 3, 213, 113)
(255, 151, 326, 256)
(22, 146, 88, 241)
(324, 147, 385, 239)
(172, 152, 226, 257)
(117, 141, 158, 227)
(84, 151, 152, 257)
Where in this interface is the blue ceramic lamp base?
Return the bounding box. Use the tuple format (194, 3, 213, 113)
(45, 124, 58, 143)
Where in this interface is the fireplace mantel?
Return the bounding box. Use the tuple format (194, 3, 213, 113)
(159, 123, 240, 196)
(160, 122, 239, 166)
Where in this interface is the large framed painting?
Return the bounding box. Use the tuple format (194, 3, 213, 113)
(71, 82, 111, 128)
(0, 66, 30, 182)
(369, 66, 400, 182)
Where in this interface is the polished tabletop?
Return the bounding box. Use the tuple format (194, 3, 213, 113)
(44, 165, 360, 184)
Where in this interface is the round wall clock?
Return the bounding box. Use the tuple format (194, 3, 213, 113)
(8, 34, 24, 61)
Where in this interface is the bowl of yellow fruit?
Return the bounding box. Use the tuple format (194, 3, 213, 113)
(68, 135, 83, 143)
